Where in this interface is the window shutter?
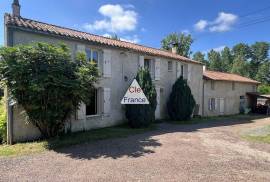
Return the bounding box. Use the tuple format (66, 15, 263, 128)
(176, 62, 181, 78)
(139, 56, 144, 68)
(103, 88, 111, 115)
(76, 44, 85, 53)
(77, 102, 86, 120)
(155, 58, 161, 80)
(103, 49, 112, 78)
(215, 98, 218, 111)
(186, 65, 191, 80)
(208, 99, 212, 111)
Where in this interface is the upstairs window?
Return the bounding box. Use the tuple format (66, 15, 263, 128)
(85, 48, 100, 65)
(168, 61, 173, 72)
(181, 65, 184, 77)
(211, 81, 215, 90)
(232, 82, 235, 90)
(144, 58, 154, 78)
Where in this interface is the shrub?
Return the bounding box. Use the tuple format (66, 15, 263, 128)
(0, 43, 98, 138)
(0, 98, 6, 143)
(258, 84, 270, 94)
(125, 68, 157, 128)
(167, 76, 195, 121)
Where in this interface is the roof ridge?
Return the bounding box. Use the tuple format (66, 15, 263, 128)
(5, 13, 199, 63)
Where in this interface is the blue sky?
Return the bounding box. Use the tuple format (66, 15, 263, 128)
(1, 0, 270, 54)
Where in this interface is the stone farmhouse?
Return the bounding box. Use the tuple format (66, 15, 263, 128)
(4, 1, 260, 143)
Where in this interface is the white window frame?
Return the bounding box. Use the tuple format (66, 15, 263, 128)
(144, 58, 155, 79)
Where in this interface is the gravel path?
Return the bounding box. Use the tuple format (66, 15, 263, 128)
(0, 116, 270, 182)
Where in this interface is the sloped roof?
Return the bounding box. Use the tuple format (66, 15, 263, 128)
(203, 70, 260, 84)
(4, 13, 202, 65)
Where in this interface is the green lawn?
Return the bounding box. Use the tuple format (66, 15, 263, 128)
(0, 124, 156, 157)
(242, 125, 270, 144)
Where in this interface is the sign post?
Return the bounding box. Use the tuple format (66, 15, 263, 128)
(121, 79, 149, 105)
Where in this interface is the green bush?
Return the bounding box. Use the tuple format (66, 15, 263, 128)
(0, 43, 99, 138)
(0, 98, 7, 144)
(258, 84, 270, 94)
(167, 76, 196, 121)
(125, 68, 157, 128)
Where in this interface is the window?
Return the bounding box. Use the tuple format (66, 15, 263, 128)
(209, 98, 216, 111)
(144, 59, 151, 70)
(181, 65, 184, 77)
(232, 82, 235, 90)
(168, 61, 173, 72)
(86, 89, 98, 116)
(144, 59, 154, 78)
(211, 81, 215, 90)
(85, 48, 99, 65)
(252, 85, 257, 92)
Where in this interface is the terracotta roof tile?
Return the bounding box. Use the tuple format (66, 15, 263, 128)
(4, 13, 202, 65)
(203, 70, 260, 84)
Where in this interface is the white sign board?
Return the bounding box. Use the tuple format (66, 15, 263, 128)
(121, 79, 149, 105)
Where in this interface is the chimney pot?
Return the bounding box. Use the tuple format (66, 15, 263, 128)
(172, 47, 177, 54)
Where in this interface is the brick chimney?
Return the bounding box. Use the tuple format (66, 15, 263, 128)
(12, 0, 21, 17)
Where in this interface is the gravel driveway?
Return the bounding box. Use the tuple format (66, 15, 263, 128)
(1, 116, 270, 182)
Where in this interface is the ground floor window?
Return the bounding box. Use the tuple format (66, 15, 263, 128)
(209, 98, 216, 111)
(86, 89, 98, 116)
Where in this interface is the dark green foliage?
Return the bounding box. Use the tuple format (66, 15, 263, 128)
(221, 47, 233, 72)
(0, 42, 99, 138)
(208, 50, 223, 71)
(161, 32, 193, 57)
(193, 51, 209, 66)
(125, 68, 157, 128)
(258, 84, 270, 94)
(167, 76, 195, 121)
(256, 62, 270, 84)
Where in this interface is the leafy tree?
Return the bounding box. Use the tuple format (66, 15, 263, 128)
(250, 42, 270, 79)
(0, 42, 99, 138)
(256, 62, 270, 84)
(258, 84, 270, 94)
(125, 68, 157, 128)
(208, 50, 223, 71)
(110, 34, 120, 40)
(193, 51, 208, 66)
(232, 43, 251, 60)
(231, 56, 250, 77)
(167, 76, 195, 121)
(161, 33, 193, 57)
(220, 47, 233, 72)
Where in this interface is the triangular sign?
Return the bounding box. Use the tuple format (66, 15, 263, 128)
(121, 79, 150, 105)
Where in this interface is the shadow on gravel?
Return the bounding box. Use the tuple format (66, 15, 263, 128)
(55, 135, 162, 160)
(53, 115, 267, 160)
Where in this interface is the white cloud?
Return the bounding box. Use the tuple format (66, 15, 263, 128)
(194, 20, 208, 31)
(194, 12, 238, 33)
(213, 45, 226, 52)
(209, 12, 238, 32)
(121, 35, 140, 43)
(83, 4, 137, 33)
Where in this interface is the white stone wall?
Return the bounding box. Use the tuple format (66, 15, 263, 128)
(10, 30, 203, 142)
(203, 80, 257, 116)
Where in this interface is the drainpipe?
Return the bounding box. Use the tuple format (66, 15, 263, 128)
(202, 80, 205, 117)
(7, 99, 14, 145)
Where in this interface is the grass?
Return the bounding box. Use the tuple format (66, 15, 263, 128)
(0, 124, 156, 157)
(168, 114, 260, 125)
(242, 125, 270, 144)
